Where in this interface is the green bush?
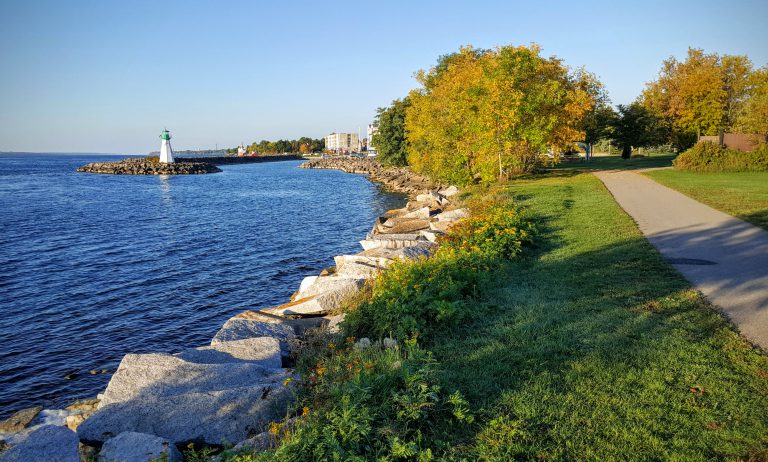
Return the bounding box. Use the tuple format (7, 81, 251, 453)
(223, 341, 473, 461)
(673, 141, 768, 172)
(344, 202, 534, 341)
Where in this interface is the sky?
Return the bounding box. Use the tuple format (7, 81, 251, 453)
(1, 0, 767, 154)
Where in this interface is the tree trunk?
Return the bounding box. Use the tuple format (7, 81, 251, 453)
(621, 145, 631, 159)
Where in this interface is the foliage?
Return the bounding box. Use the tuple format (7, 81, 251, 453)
(406, 44, 601, 184)
(236, 137, 325, 155)
(344, 201, 534, 341)
(582, 104, 616, 149)
(371, 97, 411, 166)
(735, 67, 768, 136)
(145, 155, 160, 163)
(641, 48, 753, 137)
(228, 342, 474, 461)
(610, 103, 668, 158)
(673, 141, 768, 172)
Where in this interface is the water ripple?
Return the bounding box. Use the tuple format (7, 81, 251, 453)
(0, 154, 405, 418)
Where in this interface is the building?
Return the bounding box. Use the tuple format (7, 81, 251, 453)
(237, 144, 247, 156)
(325, 132, 359, 154)
(159, 129, 174, 163)
(366, 123, 378, 155)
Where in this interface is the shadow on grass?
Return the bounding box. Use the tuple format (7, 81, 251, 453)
(427, 184, 768, 459)
(738, 209, 768, 232)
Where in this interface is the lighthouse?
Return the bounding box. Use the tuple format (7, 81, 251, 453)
(159, 129, 175, 163)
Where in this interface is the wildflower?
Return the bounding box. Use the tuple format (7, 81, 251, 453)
(302, 406, 310, 416)
(282, 377, 293, 386)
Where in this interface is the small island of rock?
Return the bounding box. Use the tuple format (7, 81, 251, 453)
(76, 158, 222, 175)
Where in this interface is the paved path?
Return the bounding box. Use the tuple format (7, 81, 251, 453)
(593, 170, 768, 350)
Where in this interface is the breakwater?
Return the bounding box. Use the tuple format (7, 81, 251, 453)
(300, 157, 439, 195)
(178, 155, 304, 165)
(76, 155, 305, 175)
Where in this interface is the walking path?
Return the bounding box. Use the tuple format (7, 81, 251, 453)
(593, 170, 768, 350)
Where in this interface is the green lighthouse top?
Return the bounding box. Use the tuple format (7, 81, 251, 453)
(160, 129, 171, 140)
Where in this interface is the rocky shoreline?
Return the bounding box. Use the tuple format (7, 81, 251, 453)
(0, 162, 465, 462)
(77, 158, 222, 175)
(300, 157, 440, 195)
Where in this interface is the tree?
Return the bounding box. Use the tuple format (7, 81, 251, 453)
(611, 103, 667, 159)
(641, 48, 754, 150)
(582, 104, 616, 159)
(371, 97, 411, 166)
(735, 67, 768, 136)
(405, 44, 600, 184)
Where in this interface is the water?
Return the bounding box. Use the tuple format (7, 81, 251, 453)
(0, 154, 405, 418)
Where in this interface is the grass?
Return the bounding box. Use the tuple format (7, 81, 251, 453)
(548, 152, 677, 171)
(428, 171, 768, 460)
(643, 169, 768, 231)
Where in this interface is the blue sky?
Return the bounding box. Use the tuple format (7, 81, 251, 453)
(1, 0, 766, 154)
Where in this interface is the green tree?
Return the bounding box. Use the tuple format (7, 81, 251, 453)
(371, 97, 411, 166)
(611, 103, 667, 159)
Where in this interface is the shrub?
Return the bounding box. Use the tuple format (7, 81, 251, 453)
(344, 201, 534, 341)
(145, 155, 160, 164)
(225, 341, 473, 461)
(673, 141, 768, 172)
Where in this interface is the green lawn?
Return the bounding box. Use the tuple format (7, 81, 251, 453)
(431, 172, 768, 460)
(549, 152, 677, 171)
(643, 169, 768, 231)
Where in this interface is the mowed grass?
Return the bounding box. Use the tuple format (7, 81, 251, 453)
(643, 169, 768, 231)
(431, 172, 768, 460)
(549, 152, 677, 171)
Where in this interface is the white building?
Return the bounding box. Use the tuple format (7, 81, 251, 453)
(366, 123, 379, 155)
(325, 132, 359, 154)
(159, 129, 174, 163)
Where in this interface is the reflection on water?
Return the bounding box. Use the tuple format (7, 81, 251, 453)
(158, 174, 172, 207)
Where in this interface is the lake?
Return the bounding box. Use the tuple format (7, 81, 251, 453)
(0, 154, 405, 418)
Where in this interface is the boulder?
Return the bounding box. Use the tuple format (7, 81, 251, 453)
(0, 407, 41, 433)
(98, 432, 182, 462)
(429, 220, 455, 233)
(334, 254, 392, 272)
(416, 191, 449, 206)
(401, 206, 431, 220)
(211, 318, 295, 352)
(325, 314, 345, 334)
(176, 337, 282, 369)
(296, 276, 318, 295)
(97, 353, 288, 408)
(65, 412, 91, 432)
(438, 185, 459, 197)
(435, 208, 469, 222)
(360, 234, 426, 251)
(232, 310, 326, 336)
(78, 384, 290, 446)
(294, 275, 365, 301)
(419, 230, 444, 243)
(378, 218, 430, 234)
(334, 261, 384, 279)
(263, 283, 359, 316)
(0, 425, 79, 462)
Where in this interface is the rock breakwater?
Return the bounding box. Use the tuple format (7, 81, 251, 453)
(76, 158, 222, 175)
(300, 157, 439, 195)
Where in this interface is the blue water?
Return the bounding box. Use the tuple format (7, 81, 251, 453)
(0, 155, 405, 418)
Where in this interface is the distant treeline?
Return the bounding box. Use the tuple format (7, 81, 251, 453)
(227, 137, 325, 155)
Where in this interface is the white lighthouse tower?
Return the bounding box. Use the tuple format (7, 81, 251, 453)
(159, 129, 175, 163)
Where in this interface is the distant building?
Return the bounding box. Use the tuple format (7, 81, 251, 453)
(325, 132, 359, 154)
(237, 144, 247, 157)
(367, 123, 379, 155)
